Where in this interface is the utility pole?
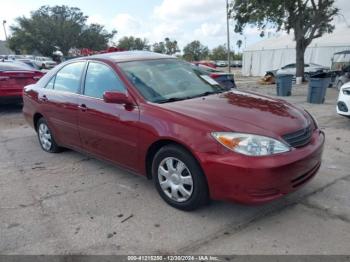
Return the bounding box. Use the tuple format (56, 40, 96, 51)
(2, 20, 7, 41)
(226, 0, 231, 73)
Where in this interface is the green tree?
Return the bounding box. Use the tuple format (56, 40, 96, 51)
(78, 24, 116, 51)
(153, 41, 166, 53)
(183, 40, 209, 61)
(117, 36, 150, 51)
(8, 5, 116, 56)
(230, 0, 338, 77)
(209, 45, 227, 60)
(153, 38, 179, 55)
(164, 38, 179, 55)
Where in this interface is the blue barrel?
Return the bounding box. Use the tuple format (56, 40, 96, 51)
(276, 74, 293, 96)
(307, 73, 331, 104)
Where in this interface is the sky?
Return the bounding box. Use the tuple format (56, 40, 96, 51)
(0, 0, 349, 52)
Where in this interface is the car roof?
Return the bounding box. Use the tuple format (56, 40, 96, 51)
(89, 51, 174, 63)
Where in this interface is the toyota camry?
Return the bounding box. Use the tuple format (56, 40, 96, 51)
(23, 51, 325, 210)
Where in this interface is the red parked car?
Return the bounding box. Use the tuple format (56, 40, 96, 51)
(23, 51, 325, 210)
(0, 62, 44, 103)
(192, 60, 216, 69)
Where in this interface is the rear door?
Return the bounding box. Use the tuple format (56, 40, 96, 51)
(40, 61, 86, 149)
(77, 61, 139, 170)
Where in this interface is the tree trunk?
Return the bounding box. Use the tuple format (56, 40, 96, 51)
(296, 39, 306, 78)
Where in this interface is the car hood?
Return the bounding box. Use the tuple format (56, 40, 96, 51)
(159, 90, 310, 138)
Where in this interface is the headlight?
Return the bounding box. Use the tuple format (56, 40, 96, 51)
(343, 88, 350, 95)
(212, 132, 291, 156)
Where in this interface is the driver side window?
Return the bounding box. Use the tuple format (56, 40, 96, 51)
(84, 62, 126, 99)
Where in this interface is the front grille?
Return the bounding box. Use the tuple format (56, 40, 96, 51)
(282, 126, 312, 148)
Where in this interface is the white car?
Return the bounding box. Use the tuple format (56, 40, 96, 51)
(34, 56, 57, 69)
(215, 60, 228, 67)
(337, 82, 350, 117)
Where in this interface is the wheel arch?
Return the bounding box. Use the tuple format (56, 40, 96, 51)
(33, 112, 44, 131)
(145, 138, 205, 181)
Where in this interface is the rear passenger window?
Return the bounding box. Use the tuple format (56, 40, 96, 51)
(45, 76, 55, 89)
(84, 62, 126, 99)
(54, 62, 85, 93)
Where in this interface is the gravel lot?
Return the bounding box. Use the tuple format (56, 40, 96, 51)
(1, 73, 350, 255)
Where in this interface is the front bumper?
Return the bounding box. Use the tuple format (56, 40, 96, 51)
(198, 129, 325, 204)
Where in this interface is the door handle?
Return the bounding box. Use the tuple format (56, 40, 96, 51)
(40, 94, 48, 102)
(79, 104, 87, 112)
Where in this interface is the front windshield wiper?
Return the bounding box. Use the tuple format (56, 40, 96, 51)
(155, 90, 226, 104)
(189, 90, 225, 99)
(155, 97, 190, 104)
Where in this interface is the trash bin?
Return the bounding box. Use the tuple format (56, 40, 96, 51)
(307, 72, 331, 104)
(276, 74, 293, 96)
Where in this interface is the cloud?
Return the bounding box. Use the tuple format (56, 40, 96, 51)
(112, 13, 142, 35)
(194, 23, 224, 38)
(154, 0, 224, 22)
(0, 1, 34, 40)
(152, 23, 183, 42)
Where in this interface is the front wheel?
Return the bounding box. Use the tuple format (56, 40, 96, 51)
(37, 118, 62, 153)
(152, 145, 209, 211)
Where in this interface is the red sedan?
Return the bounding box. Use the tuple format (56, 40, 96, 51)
(0, 62, 44, 103)
(23, 51, 325, 210)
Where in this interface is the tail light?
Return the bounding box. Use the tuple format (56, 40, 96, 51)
(210, 73, 234, 80)
(209, 73, 221, 79)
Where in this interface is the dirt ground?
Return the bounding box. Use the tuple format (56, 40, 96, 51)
(0, 73, 350, 255)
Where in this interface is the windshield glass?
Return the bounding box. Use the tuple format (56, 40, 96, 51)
(118, 59, 225, 103)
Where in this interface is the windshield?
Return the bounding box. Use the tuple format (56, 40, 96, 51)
(118, 59, 225, 103)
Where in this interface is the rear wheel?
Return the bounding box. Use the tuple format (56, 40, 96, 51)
(37, 118, 61, 153)
(152, 145, 209, 211)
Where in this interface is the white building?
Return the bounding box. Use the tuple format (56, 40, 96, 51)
(242, 27, 350, 76)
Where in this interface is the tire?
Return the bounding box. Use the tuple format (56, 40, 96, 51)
(36, 118, 62, 153)
(41, 63, 46, 69)
(152, 144, 209, 211)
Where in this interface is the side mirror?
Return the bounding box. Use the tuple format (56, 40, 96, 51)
(103, 91, 132, 105)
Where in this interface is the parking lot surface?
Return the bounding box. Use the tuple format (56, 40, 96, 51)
(1, 76, 350, 255)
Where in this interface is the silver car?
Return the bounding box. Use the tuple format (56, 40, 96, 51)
(266, 63, 329, 79)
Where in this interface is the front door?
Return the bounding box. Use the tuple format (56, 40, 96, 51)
(78, 61, 139, 170)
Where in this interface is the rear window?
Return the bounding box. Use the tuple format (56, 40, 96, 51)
(213, 75, 236, 89)
(0, 62, 33, 71)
